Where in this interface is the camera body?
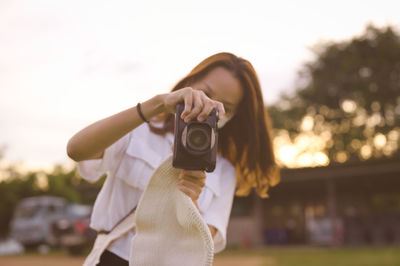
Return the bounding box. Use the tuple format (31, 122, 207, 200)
(172, 103, 218, 172)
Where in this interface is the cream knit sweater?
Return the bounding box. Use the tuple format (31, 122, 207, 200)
(83, 156, 214, 266)
(130, 156, 214, 266)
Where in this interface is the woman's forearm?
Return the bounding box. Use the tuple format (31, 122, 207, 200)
(67, 94, 166, 162)
(67, 85, 224, 162)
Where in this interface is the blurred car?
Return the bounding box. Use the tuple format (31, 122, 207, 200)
(50, 203, 96, 255)
(10, 196, 68, 247)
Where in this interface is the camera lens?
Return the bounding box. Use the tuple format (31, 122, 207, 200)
(187, 124, 210, 152)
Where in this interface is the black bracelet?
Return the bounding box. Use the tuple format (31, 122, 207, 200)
(136, 102, 149, 123)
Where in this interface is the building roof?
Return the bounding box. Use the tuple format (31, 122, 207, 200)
(280, 157, 400, 182)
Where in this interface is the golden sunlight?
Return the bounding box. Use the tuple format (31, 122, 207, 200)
(373, 133, 387, 149)
(277, 145, 298, 166)
(297, 153, 314, 167)
(341, 99, 357, 113)
(313, 152, 329, 166)
(360, 145, 372, 159)
(300, 116, 314, 131)
(335, 151, 348, 163)
(275, 130, 330, 168)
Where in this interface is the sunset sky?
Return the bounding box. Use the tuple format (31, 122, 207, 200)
(1, 0, 399, 171)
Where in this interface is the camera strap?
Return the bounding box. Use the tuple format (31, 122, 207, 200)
(83, 209, 137, 266)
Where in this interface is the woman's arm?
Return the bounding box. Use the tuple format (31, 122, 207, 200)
(67, 94, 165, 161)
(67, 88, 225, 162)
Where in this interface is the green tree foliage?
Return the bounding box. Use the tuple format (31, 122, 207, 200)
(269, 25, 400, 165)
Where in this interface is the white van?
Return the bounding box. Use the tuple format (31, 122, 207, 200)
(10, 196, 67, 247)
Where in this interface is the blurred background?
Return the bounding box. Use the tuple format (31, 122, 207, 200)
(1, 0, 400, 265)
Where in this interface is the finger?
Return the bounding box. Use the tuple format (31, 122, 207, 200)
(215, 101, 225, 118)
(178, 180, 202, 199)
(178, 184, 199, 201)
(178, 178, 203, 193)
(178, 175, 206, 188)
(181, 169, 206, 179)
(178, 170, 206, 188)
(184, 91, 203, 122)
(181, 88, 193, 119)
(197, 99, 214, 122)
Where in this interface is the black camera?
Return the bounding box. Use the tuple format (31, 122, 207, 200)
(172, 103, 218, 172)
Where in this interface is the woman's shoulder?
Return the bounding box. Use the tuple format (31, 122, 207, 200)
(216, 155, 235, 175)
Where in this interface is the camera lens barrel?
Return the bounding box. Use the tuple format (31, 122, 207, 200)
(187, 125, 210, 151)
(181, 122, 215, 156)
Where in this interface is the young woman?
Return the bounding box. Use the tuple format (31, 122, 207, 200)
(67, 52, 280, 265)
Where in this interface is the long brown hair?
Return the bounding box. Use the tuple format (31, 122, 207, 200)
(150, 52, 280, 198)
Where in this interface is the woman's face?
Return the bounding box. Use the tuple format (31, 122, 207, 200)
(191, 67, 244, 118)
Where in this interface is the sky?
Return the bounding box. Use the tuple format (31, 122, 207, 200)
(1, 0, 399, 171)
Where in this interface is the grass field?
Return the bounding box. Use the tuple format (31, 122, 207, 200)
(0, 247, 399, 266)
(220, 246, 400, 266)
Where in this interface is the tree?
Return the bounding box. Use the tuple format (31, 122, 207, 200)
(269, 25, 400, 168)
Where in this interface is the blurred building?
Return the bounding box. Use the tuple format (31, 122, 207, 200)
(227, 158, 400, 247)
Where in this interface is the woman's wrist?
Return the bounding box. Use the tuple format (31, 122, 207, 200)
(140, 94, 167, 121)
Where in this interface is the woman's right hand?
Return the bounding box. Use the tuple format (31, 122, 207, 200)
(161, 87, 225, 123)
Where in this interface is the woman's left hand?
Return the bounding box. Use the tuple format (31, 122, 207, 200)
(177, 170, 206, 202)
